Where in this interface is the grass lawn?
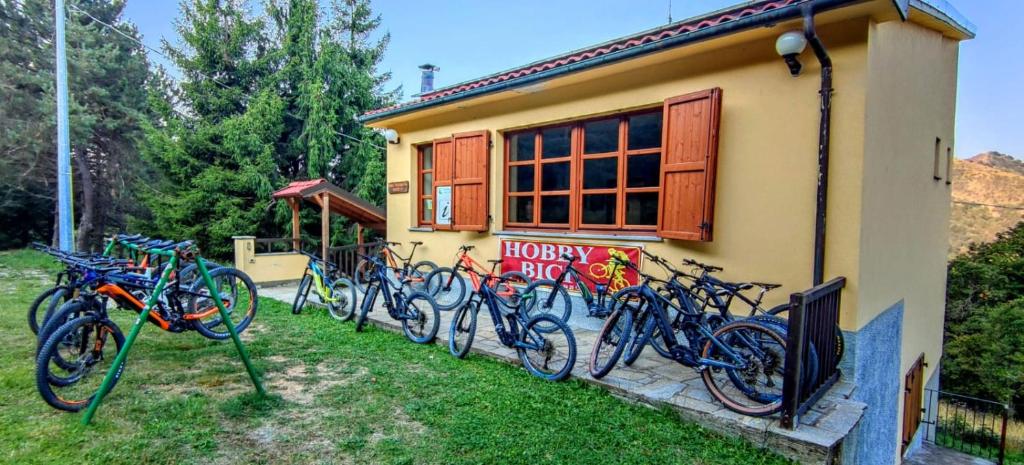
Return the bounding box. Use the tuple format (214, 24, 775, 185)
(0, 249, 791, 465)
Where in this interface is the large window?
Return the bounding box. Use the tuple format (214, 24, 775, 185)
(504, 109, 663, 232)
(417, 145, 433, 226)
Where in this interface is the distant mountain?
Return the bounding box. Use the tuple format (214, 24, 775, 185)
(949, 152, 1024, 257)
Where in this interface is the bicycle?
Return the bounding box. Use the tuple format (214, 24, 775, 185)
(354, 254, 440, 344)
(423, 245, 530, 311)
(35, 239, 258, 412)
(590, 255, 789, 417)
(292, 250, 357, 321)
(449, 258, 577, 381)
(353, 241, 437, 293)
(518, 251, 630, 331)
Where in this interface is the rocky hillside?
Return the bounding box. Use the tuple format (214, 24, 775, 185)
(950, 151, 1024, 257)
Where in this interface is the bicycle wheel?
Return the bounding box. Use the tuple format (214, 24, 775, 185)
(327, 277, 357, 321)
(517, 314, 577, 381)
(28, 286, 67, 335)
(178, 261, 222, 287)
(37, 299, 97, 374)
(521, 279, 571, 333)
(700, 321, 787, 417)
(35, 315, 126, 412)
(187, 267, 258, 340)
(423, 267, 466, 311)
(353, 259, 374, 293)
(449, 301, 478, 358)
(746, 315, 820, 395)
(292, 273, 312, 315)
(401, 291, 440, 344)
(589, 306, 633, 379)
(408, 260, 438, 292)
(355, 284, 378, 332)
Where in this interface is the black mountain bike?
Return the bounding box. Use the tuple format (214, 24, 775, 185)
(355, 254, 440, 344)
(449, 259, 577, 381)
(590, 256, 789, 417)
(353, 241, 436, 293)
(520, 252, 629, 329)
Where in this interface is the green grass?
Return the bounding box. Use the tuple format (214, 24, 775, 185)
(0, 249, 791, 465)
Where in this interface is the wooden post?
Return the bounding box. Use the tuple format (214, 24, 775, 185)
(356, 223, 364, 245)
(321, 193, 330, 262)
(289, 198, 301, 251)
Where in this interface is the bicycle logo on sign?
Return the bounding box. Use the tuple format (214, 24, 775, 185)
(588, 248, 631, 293)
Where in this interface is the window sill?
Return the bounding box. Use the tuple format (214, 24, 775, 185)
(494, 230, 663, 243)
(408, 227, 433, 232)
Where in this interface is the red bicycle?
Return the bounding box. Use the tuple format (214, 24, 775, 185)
(423, 245, 530, 311)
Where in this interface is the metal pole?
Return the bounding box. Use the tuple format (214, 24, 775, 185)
(81, 254, 179, 425)
(802, 4, 833, 286)
(54, 0, 74, 252)
(195, 256, 266, 396)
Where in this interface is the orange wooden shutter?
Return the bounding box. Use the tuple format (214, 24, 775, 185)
(432, 138, 454, 230)
(451, 130, 490, 231)
(657, 88, 722, 241)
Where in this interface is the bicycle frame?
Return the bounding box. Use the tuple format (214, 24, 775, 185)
(544, 259, 621, 310)
(471, 274, 548, 351)
(304, 257, 343, 305)
(444, 249, 518, 297)
(362, 256, 415, 320)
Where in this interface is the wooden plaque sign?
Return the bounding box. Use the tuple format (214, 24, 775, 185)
(388, 181, 409, 194)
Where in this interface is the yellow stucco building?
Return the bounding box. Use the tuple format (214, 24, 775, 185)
(357, 0, 974, 462)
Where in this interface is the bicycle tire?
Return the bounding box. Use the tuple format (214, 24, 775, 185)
(292, 273, 312, 315)
(28, 286, 66, 335)
(188, 267, 258, 340)
(423, 267, 466, 311)
(355, 284, 378, 332)
(40, 287, 73, 335)
(35, 314, 126, 412)
(517, 314, 576, 381)
(408, 260, 438, 292)
(449, 301, 478, 358)
(37, 299, 97, 375)
(589, 306, 633, 379)
(766, 303, 844, 368)
(327, 277, 357, 321)
(521, 279, 571, 333)
(401, 291, 440, 344)
(353, 259, 373, 293)
(700, 321, 787, 417)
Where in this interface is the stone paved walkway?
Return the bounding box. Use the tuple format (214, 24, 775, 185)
(260, 282, 865, 464)
(903, 443, 996, 465)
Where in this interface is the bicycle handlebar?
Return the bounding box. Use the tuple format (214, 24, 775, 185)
(682, 258, 722, 273)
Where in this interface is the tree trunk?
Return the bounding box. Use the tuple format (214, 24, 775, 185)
(74, 150, 96, 252)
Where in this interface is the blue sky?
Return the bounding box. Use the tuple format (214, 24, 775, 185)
(124, 0, 1023, 158)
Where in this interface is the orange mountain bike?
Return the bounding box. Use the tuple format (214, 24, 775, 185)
(423, 245, 530, 311)
(353, 241, 437, 293)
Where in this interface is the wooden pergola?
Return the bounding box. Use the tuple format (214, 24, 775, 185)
(271, 179, 386, 260)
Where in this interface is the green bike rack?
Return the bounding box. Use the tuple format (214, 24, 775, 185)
(81, 238, 267, 425)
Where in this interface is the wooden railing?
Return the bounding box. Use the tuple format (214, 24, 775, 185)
(327, 241, 384, 278)
(780, 276, 846, 429)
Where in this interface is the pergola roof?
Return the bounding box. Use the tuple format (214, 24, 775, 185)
(272, 179, 386, 233)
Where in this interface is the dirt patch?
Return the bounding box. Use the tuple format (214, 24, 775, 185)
(239, 322, 268, 342)
(264, 360, 367, 406)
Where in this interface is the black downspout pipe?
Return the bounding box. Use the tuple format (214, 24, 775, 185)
(803, 3, 833, 287)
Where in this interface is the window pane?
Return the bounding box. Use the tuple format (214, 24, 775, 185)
(628, 112, 662, 150)
(510, 133, 535, 161)
(541, 162, 570, 191)
(626, 192, 658, 225)
(422, 199, 433, 223)
(421, 173, 433, 194)
(584, 118, 619, 154)
(582, 194, 617, 225)
(540, 196, 569, 224)
(583, 157, 618, 190)
(627, 153, 660, 188)
(541, 126, 571, 159)
(508, 196, 534, 223)
(509, 165, 535, 192)
(421, 146, 433, 169)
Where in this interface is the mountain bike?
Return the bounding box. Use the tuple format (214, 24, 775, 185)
(355, 254, 440, 344)
(353, 241, 436, 293)
(423, 245, 530, 311)
(35, 239, 258, 412)
(590, 256, 789, 417)
(292, 250, 357, 321)
(519, 251, 630, 331)
(449, 259, 577, 381)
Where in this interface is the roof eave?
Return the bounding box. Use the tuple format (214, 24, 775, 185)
(909, 0, 976, 39)
(359, 0, 871, 125)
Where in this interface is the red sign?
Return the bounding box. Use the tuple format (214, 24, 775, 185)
(500, 239, 643, 294)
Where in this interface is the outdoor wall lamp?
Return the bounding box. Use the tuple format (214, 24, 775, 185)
(382, 128, 400, 144)
(775, 30, 808, 76)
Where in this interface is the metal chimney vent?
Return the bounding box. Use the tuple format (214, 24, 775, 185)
(419, 64, 440, 94)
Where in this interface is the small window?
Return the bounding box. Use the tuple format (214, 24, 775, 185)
(933, 138, 942, 181)
(417, 145, 434, 226)
(946, 147, 953, 186)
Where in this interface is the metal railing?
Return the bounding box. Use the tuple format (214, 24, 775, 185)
(780, 276, 846, 429)
(327, 241, 384, 278)
(921, 389, 1010, 464)
(254, 237, 302, 254)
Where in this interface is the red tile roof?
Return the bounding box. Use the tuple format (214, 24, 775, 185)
(361, 0, 803, 120)
(271, 179, 327, 198)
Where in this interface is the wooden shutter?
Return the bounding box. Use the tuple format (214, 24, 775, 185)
(451, 130, 490, 231)
(902, 355, 926, 452)
(432, 138, 454, 230)
(657, 88, 722, 241)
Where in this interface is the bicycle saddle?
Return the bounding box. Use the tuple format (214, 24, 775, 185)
(487, 259, 503, 264)
(751, 281, 782, 290)
(410, 241, 423, 246)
